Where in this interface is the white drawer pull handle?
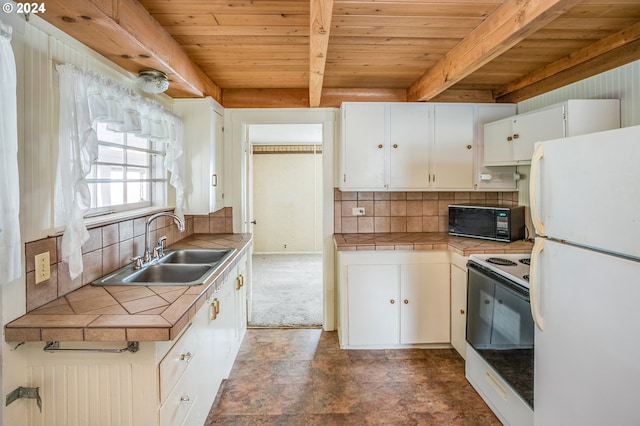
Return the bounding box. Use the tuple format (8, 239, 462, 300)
(180, 395, 190, 406)
(180, 352, 192, 363)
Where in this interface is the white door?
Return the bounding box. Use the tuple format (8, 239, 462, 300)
(432, 104, 474, 189)
(530, 125, 640, 258)
(531, 238, 640, 426)
(347, 264, 399, 346)
(483, 117, 514, 165)
(388, 103, 430, 189)
(400, 263, 450, 344)
(342, 103, 386, 189)
(512, 105, 564, 162)
(450, 263, 467, 358)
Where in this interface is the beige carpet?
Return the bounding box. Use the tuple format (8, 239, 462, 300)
(248, 253, 323, 327)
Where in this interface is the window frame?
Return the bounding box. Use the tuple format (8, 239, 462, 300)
(85, 122, 168, 218)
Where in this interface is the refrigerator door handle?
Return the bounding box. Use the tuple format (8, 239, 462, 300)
(530, 238, 545, 331)
(530, 143, 545, 236)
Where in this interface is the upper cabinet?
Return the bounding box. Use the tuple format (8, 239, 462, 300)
(484, 99, 620, 166)
(174, 97, 225, 214)
(339, 102, 516, 192)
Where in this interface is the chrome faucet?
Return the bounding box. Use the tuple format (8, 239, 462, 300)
(143, 212, 185, 263)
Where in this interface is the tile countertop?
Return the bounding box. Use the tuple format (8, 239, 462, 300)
(334, 232, 533, 256)
(5, 233, 253, 343)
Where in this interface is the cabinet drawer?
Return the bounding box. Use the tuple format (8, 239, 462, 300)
(465, 346, 532, 425)
(160, 361, 200, 426)
(160, 324, 197, 403)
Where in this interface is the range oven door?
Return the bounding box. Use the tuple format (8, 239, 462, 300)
(466, 261, 535, 408)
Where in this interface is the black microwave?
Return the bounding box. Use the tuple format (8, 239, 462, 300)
(448, 204, 525, 242)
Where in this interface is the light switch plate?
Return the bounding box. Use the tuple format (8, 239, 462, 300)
(351, 207, 365, 216)
(35, 252, 50, 284)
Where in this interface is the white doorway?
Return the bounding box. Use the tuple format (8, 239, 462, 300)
(247, 124, 323, 327)
(227, 108, 336, 330)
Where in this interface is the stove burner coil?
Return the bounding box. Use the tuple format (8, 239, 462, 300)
(486, 257, 518, 266)
(519, 258, 531, 266)
(523, 274, 530, 281)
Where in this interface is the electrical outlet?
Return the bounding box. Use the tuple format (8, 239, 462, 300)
(35, 252, 50, 284)
(352, 207, 365, 216)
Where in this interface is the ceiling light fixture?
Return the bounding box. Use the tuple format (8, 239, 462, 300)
(135, 69, 169, 94)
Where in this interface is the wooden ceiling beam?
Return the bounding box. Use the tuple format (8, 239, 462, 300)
(497, 38, 640, 103)
(40, 0, 221, 100)
(309, 0, 334, 107)
(494, 20, 640, 99)
(407, 0, 582, 102)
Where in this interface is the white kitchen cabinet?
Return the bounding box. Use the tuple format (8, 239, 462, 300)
(431, 104, 475, 190)
(340, 102, 517, 191)
(474, 104, 518, 190)
(234, 254, 249, 338)
(388, 103, 431, 189)
(337, 250, 450, 348)
(341, 102, 387, 190)
(341, 102, 430, 191)
(173, 97, 225, 214)
(21, 256, 249, 426)
(450, 253, 468, 359)
(483, 99, 620, 166)
(400, 263, 450, 344)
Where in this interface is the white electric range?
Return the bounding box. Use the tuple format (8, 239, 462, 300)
(465, 252, 534, 426)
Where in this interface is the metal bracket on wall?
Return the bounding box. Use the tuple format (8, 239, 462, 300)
(6, 387, 42, 412)
(43, 341, 139, 354)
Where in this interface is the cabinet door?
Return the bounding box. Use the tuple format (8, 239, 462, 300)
(388, 103, 430, 189)
(400, 263, 450, 344)
(235, 254, 248, 341)
(347, 264, 399, 345)
(475, 105, 517, 190)
(212, 110, 224, 211)
(211, 278, 237, 381)
(174, 98, 218, 215)
(450, 264, 467, 358)
(483, 117, 514, 165)
(512, 105, 564, 162)
(432, 104, 474, 189)
(342, 103, 386, 190)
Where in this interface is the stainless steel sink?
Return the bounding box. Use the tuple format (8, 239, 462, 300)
(160, 248, 235, 265)
(125, 264, 213, 284)
(92, 248, 236, 286)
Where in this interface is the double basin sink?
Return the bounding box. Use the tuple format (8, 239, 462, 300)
(92, 248, 236, 286)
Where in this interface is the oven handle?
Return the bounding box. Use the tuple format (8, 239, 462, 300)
(530, 143, 545, 236)
(530, 237, 545, 331)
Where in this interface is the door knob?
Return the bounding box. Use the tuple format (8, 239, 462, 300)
(251, 220, 257, 225)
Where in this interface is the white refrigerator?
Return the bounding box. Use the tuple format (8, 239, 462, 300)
(529, 125, 640, 425)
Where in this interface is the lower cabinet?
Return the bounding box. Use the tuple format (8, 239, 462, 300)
(21, 254, 248, 426)
(337, 250, 450, 348)
(450, 253, 469, 359)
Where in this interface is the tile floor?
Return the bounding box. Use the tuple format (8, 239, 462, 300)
(205, 328, 501, 425)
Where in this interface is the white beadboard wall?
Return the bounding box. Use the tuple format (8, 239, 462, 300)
(518, 60, 640, 127)
(516, 59, 640, 211)
(18, 16, 172, 243)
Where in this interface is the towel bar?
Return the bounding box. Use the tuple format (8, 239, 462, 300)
(43, 341, 139, 353)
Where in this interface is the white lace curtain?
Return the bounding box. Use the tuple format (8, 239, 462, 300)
(0, 19, 20, 285)
(56, 64, 185, 279)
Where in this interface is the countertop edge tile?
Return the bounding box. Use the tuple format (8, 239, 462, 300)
(5, 233, 253, 343)
(335, 232, 533, 256)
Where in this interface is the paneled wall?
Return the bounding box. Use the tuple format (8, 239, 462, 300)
(16, 18, 172, 244)
(518, 60, 640, 127)
(515, 59, 640, 210)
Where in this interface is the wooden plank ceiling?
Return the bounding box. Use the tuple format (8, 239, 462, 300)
(39, 0, 640, 108)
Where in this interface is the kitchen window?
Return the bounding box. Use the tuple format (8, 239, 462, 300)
(86, 122, 168, 216)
